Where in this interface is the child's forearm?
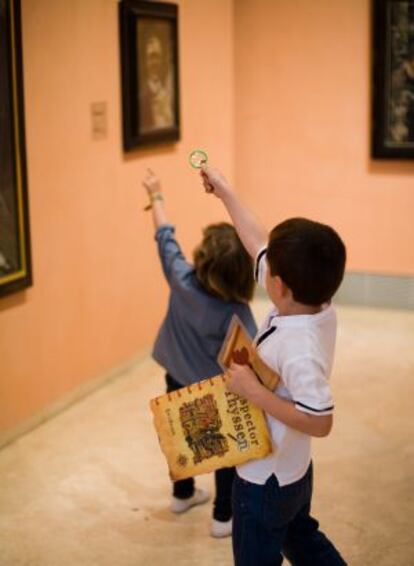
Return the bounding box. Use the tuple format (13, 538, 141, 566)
(250, 385, 333, 438)
(221, 190, 268, 259)
(226, 362, 332, 438)
(201, 167, 268, 258)
(150, 197, 169, 231)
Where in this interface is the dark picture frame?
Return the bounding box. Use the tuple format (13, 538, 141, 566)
(372, 0, 414, 158)
(0, 0, 32, 298)
(119, 0, 180, 150)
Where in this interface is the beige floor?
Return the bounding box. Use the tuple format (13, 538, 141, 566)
(0, 300, 413, 566)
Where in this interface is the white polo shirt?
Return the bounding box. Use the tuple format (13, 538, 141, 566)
(237, 248, 336, 486)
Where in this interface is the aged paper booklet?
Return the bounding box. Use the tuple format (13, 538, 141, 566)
(150, 375, 272, 480)
(150, 316, 279, 480)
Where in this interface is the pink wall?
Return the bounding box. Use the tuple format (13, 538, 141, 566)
(2, 0, 414, 439)
(0, 0, 234, 435)
(234, 0, 414, 275)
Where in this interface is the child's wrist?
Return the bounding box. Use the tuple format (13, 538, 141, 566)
(149, 192, 163, 203)
(221, 185, 235, 202)
(144, 192, 164, 211)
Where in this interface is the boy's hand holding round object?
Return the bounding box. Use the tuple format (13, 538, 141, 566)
(189, 149, 214, 194)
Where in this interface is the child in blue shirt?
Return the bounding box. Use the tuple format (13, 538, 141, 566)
(143, 170, 257, 538)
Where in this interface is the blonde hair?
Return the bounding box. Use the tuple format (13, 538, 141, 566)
(193, 223, 255, 303)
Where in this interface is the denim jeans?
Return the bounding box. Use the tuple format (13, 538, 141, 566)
(165, 373, 235, 521)
(232, 464, 347, 566)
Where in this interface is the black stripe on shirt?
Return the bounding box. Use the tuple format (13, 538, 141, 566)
(256, 326, 277, 347)
(254, 248, 267, 282)
(294, 400, 334, 413)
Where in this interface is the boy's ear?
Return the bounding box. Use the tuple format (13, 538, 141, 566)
(275, 275, 291, 298)
(274, 275, 283, 291)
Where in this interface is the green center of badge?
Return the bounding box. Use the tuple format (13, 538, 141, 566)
(189, 149, 208, 169)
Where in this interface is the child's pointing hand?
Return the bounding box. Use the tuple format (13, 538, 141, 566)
(142, 168, 162, 196)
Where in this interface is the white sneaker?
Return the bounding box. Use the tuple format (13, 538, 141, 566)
(170, 488, 210, 514)
(210, 518, 232, 538)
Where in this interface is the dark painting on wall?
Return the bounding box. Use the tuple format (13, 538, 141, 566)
(372, 0, 414, 158)
(119, 0, 180, 150)
(0, 0, 32, 297)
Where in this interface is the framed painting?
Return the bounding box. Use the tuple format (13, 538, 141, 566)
(372, 0, 414, 158)
(0, 0, 32, 298)
(119, 0, 180, 150)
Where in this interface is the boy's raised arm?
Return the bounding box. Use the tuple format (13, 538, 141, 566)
(200, 167, 268, 259)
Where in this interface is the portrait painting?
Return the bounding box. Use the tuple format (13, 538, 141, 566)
(372, 0, 414, 158)
(119, 0, 180, 150)
(0, 0, 32, 298)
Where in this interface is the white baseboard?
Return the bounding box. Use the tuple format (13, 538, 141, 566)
(334, 272, 414, 310)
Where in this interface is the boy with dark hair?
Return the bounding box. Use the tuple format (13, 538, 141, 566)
(201, 167, 347, 565)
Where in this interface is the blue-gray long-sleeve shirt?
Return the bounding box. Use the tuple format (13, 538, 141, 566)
(152, 225, 257, 386)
